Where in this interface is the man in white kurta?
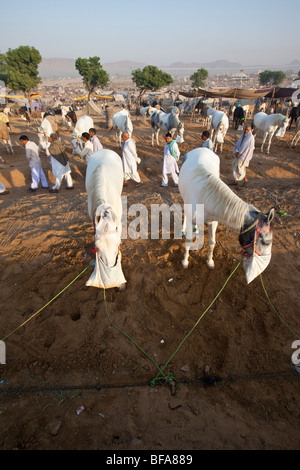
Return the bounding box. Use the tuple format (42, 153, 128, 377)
(19, 135, 49, 192)
(232, 125, 255, 187)
(89, 128, 103, 152)
(46, 133, 73, 193)
(80, 133, 94, 164)
(161, 133, 180, 187)
(121, 132, 141, 184)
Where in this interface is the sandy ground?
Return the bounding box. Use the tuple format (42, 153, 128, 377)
(0, 109, 299, 451)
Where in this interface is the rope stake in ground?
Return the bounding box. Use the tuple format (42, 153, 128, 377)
(1, 261, 94, 342)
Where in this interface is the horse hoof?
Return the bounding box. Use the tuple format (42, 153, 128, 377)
(182, 260, 189, 269)
(118, 283, 127, 292)
(206, 260, 215, 269)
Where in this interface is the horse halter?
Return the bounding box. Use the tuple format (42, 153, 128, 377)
(240, 213, 271, 258)
(218, 121, 225, 135)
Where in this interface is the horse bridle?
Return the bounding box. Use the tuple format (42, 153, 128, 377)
(240, 213, 271, 258)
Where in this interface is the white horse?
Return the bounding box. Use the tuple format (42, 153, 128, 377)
(179, 148, 275, 284)
(291, 116, 300, 148)
(210, 111, 229, 153)
(85, 149, 126, 290)
(112, 109, 133, 148)
(70, 115, 94, 155)
(150, 107, 184, 146)
(60, 106, 74, 129)
(201, 106, 216, 129)
(38, 116, 59, 150)
(252, 112, 290, 154)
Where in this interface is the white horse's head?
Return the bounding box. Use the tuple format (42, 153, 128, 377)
(64, 115, 73, 129)
(38, 129, 49, 150)
(239, 208, 275, 284)
(171, 106, 180, 117)
(216, 121, 226, 143)
(176, 121, 185, 143)
(71, 134, 82, 155)
(276, 117, 290, 137)
(86, 203, 126, 289)
(147, 106, 156, 117)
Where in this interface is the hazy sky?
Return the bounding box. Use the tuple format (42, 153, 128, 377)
(1, 0, 299, 66)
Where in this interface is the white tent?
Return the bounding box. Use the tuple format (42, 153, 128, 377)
(81, 100, 103, 115)
(113, 93, 125, 102)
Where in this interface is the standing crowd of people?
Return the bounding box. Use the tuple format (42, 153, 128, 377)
(0, 106, 258, 197)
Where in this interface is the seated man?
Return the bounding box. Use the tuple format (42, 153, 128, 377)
(201, 130, 213, 151)
(80, 132, 94, 163)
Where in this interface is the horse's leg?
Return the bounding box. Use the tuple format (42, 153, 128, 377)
(156, 128, 160, 146)
(210, 125, 215, 144)
(206, 221, 218, 269)
(291, 130, 300, 147)
(212, 127, 217, 152)
(181, 213, 187, 237)
(182, 237, 193, 269)
(291, 134, 295, 147)
(116, 130, 121, 148)
(4, 140, 9, 153)
(261, 131, 267, 152)
(4, 140, 13, 154)
(181, 210, 194, 268)
(267, 131, 275, 154)
(8, 139, 14, 154)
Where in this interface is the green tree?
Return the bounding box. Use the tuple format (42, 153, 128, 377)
(75, 56, 109, 100)
(259, 70, 274, 86)
(272, 71, 286, 85)
(259, 69, 286, 86)
(131, 65, 173, 101)
(5, 46, 42, 111)
(0, 52, 8, 84)
(190, 68, 209, 88)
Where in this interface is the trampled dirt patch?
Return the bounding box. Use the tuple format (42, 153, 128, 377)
(0, 112, 299, 450)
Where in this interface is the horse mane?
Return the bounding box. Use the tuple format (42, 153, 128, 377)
(201, 172, 251, 229)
